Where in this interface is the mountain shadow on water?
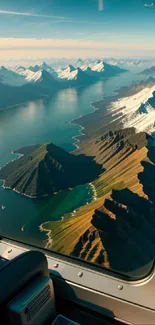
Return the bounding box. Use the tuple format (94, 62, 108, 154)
(0, 142, 102, 198)
(91, 135, 155, 276)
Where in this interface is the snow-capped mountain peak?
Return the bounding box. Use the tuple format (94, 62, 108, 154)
(58, 65, 77, 80)
(65, 64, 75, 72)
(19, 68, 61, 89)
(0, 59, 126, 89)
(27, 62, 57, 79)
(38, 61, 55, 72)
(21, 68, 43, 83)
(73, 58, 84, 67)
(0, 66, 26, 86)
(91, 61, 105, 72)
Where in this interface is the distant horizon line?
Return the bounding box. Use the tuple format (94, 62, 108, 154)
(1, 56, 155, 62)
(0, 56, 154, 69)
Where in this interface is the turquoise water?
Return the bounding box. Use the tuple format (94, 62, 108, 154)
(0, 72, 142, 247)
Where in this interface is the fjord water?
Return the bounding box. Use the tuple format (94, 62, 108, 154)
(0, 72, 141, 247)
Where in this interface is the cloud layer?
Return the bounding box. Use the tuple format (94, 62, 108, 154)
(0, 37, 154, 62)
(0, 37, 155, 51)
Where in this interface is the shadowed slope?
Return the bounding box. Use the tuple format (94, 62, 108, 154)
(0, 143, 102, 198)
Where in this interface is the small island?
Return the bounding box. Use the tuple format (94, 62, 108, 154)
(0, 142, 102, 198)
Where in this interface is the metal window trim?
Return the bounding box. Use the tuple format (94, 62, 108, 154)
(53, 276, 155, 325)
(0, 239, 155, 324)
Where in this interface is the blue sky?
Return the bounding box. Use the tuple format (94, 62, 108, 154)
(0, 0, 155, 63)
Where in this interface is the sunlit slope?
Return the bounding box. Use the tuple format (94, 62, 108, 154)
(75, 128, 148, 197)
(43, 128, 152, 273)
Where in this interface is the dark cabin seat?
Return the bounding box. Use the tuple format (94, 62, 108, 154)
(0, 250, 49, 324)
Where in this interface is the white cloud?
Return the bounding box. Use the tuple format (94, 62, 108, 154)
(0, 10, 108, 26)
(0, 10, 70, 20)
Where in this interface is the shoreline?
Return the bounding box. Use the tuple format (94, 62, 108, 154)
(38, 180, 98, 249)
(89, 182, 97, 201)
(39, 222, 53, 249)
(0, 150, 24, 171)
(1, 181, 49, 199)
(70, 101, 100, 152)
(70, 79, 129, 151)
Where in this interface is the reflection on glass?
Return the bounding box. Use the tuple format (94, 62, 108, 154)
(0, 0, 155, 279)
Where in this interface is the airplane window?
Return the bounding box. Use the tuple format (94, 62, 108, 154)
(0, 0, 155, 279)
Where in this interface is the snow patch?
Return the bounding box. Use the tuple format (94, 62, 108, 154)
(109, 85, 155, 134)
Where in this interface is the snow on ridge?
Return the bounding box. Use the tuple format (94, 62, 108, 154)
(109, 85, 155, 134)
(57, 65, 79, 80)
(91, 61, 105, 72)
(14, 66, 26, 74)
(20, 69, 42, 82)
(0, 66, 26, 86)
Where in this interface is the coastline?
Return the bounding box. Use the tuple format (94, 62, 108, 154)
(39, 222, 53, 248)
(70, 81, 127, 151)
(70, 101, 101, 152)
(0, 150, 24, 191)
(89, 182, 97, 201)
(2, 184, 49, 199)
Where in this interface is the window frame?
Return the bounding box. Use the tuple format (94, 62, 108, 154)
(0, 237, 155, 324)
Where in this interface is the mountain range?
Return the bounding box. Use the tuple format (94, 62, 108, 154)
(41, 127, 155, 275)
(104, 58, 155, 71)
(0, 60, 126, 110)
(140, 66, 155, 77)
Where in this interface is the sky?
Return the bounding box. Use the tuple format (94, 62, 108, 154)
(0, 0, 155, 64)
